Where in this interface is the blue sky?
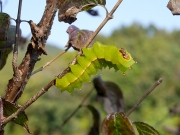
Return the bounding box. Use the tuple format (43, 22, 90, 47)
(3, 0, 180, 48)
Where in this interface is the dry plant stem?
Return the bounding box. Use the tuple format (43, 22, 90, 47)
(12, 0, 22, 77)
(126, 78, 163, 117)
(84, 0, 123, 48)
(51, 88, 94, 134)
(4, 0, 59, 103)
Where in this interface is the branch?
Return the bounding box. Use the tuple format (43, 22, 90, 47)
(126, 78, 163, 117)
(3, 0, 59, 103)
(12, 0, 22, 77)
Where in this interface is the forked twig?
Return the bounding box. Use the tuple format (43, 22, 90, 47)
(126, 78, 163, 117)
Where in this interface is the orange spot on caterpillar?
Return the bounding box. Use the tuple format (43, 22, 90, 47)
(119, 48, 130, 60)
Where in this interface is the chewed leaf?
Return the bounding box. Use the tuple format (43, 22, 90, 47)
(58, 0, 106, 24)
(102, 112, 135, 135)
(55, 42, 136, 93)
(133, 121, 160, 135)
(2, 99, 31, 133)
(0, 12, 10, 41)
(66, 25, 94, 51)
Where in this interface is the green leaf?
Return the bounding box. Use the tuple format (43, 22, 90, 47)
(58, 0, 106, 24)
(0, 12, 10, 41)
(133, 121, 160, 135)
(102, 112, 135, 135)
(2, 99, 31, 133)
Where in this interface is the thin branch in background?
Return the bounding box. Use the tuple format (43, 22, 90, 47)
(50, 88, 94, 135)
(12, 0, 22, 77)
(2, 0, 124, 125)
(126, 78, 163, 117)
(31, 47, 70, 76)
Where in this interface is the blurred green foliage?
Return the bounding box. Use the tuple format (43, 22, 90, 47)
(1, 23, 180, 135)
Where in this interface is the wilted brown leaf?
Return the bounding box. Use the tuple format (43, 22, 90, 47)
(66, 25, 94, 51)
(93, 76, 124, 113)
(58, 0, 106, 24)
(167, 0, 180, 15)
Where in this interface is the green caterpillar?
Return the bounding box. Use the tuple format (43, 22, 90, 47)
(55, 42, 135, 93)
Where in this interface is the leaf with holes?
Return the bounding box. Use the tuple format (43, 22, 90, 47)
(58, 0, 106, 24)
(133, 121, 160, 135)
(55, 42, 135, 93)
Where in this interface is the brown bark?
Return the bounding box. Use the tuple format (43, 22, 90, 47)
(4, 0, 59, 103)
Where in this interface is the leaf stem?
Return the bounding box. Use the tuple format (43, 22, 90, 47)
(126, 78, 163, 117)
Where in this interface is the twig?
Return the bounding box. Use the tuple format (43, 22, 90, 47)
(50, 88, 94, 135)
(31, 47, 70, 76)
(126, 78, 163, 117)
(12, 0, 22, 77)
(84, 0, 123, 48)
